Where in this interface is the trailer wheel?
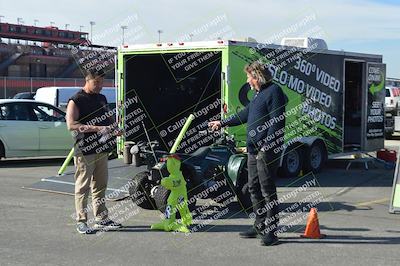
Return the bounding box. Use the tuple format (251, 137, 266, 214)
(128, 171, 156, 210)
(280, 148, 303, 177)
(154, 185, 197, 219)
(303, 141, 327, 174)
(385, 132, 393, 140)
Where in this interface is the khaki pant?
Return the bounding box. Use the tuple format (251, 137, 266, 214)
(74, 152, 109, 223)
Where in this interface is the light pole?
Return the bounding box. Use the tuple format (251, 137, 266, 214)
(79, 25, 84, 32)
(34, 19, 39, 26)
(0, 15, 4, 23)
(17, 17, 23, 25)
(157, 29, 163, 43)
(89, 21, 95, 44)
(121, 25, 127, 45)
(65, 24, 69, 30)
(50, 21, 55, 27)
(189, 33, 193, 42)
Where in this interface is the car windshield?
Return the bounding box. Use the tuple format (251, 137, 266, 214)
(33, 104, 66, 122)
(13, 93, 35, 99)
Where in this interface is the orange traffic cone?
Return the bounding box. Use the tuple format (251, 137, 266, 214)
(300, 208, 326, 239)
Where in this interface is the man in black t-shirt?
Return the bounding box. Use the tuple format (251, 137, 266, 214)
(66, 69, 122, 234)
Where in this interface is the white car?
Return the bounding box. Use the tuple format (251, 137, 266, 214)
(34, 86, 116, 111)
(385, 86, 400, 114)
(0, 99, 73, 159)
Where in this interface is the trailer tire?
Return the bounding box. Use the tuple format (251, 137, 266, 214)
(154, 185, 197, 219)
(280, 147, 303, 177)
(385, 132, 393, 140)
(129, 171, 156, 210)
(303, 141, 327, 174)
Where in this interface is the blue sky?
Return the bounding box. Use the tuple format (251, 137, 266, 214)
(369, 0, 400, 4)
(0, 0, 399, 77)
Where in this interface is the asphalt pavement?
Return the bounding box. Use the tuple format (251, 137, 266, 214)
(0, 142, 400, 266)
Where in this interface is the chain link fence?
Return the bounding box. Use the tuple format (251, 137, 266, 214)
(0, 77, 115, 98)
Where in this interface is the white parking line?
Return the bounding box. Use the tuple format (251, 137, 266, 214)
(40, 178, 127, 193)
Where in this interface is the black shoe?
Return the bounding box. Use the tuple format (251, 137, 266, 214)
(260, 235, 279, 246)
(93, 219, 122, 230)
(239, 227, 259, 238)
(76, 222, 95, 234)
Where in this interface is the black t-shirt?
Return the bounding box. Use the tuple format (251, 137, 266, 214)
(69, 89, 115, 155)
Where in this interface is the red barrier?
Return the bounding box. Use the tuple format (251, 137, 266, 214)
(377, 149, 397, 162)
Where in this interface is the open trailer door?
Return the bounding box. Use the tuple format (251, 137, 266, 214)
(363, 62, 386, 152)
(121, 50, 223, 153)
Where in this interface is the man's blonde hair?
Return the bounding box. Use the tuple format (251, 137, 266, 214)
(244, 61, 272, 86)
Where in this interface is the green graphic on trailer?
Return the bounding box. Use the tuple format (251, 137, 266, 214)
(226, 45, 343, 154)
(366, 63, 386, 139)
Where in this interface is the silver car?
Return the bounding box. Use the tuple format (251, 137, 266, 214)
(0, 99, 73, 159)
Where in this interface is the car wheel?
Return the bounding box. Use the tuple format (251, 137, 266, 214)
(128, 171, 157, 210)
